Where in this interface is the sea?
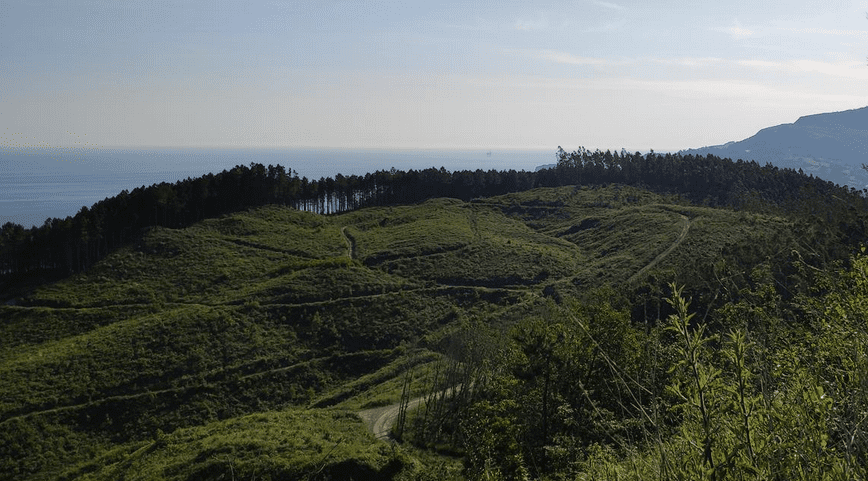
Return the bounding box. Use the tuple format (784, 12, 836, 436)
(0, 147, 556, 229)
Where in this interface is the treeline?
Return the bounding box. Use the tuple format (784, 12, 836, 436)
(1, 148, 866, 290)
(555, 146, 868, 215)
(419, 262, 868, 480)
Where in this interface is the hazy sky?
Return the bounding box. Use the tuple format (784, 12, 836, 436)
(2, 0, 867, 151)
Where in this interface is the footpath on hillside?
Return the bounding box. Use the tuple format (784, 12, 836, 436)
(340, 226, 356, 259)
(627, 214, 691, 285)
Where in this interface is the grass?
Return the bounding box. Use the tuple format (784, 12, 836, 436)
(0, 184, 816, 479)
(315, 349, 445, 410)
(345, 198, 476, 263)
(57, 408, 412, 481)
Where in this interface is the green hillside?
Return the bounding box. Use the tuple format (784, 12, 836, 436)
(1, 184, 865, 480)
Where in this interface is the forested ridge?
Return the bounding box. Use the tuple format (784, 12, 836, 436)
(2, 147, 866, 298)
(4, 148, 868, 480)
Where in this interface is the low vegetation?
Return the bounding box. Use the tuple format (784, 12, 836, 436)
(2, 169, 867, 479)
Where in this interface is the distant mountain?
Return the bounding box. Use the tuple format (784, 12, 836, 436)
(680, 106, 868, 189)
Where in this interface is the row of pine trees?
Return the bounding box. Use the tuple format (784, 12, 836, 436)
(2, 148, 866, 289)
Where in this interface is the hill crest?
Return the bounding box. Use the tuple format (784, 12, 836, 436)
(681, 106, 868, 188)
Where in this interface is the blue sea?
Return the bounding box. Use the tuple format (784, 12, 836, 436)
(0, 147, 556, 228)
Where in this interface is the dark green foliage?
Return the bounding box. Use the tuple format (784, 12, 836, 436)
(3, 147, 866, 298)
(3, 165, 868, 480)
(55, 409, 412, 481)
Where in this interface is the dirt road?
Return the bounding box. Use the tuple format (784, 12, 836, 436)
(357, 397, 426, 441)
(357, 386, 463, 441)
(627, 214, 691, 285)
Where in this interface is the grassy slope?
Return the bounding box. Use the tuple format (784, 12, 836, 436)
(0, 185, 801, 480)
(58, 408, 409, 481)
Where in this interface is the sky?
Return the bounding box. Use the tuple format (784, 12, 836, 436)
(1, 0, 867, 152)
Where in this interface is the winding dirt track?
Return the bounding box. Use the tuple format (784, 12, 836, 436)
(340, 226, 355, 259)
(357, 386, 462, 441)
(357, 398, 425, 441)
(627, 214, 691, 285)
